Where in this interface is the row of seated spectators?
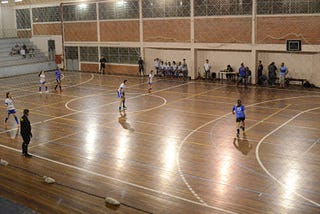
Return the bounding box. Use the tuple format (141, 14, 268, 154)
(153, 58, 188, 78)
(9, 43, 35, 58)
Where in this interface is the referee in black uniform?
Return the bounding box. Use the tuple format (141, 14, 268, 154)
(20, 109, 32, 157)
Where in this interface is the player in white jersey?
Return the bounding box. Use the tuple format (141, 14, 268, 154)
(4, 92, 19, 128)
(118, 80, 127, 112)
(38, 70, 48, 93)
(148, 70, 154, 93)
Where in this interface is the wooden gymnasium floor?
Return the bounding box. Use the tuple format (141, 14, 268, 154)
(0, 71, 319, 214)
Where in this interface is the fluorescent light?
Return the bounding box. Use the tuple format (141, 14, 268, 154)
(15, 0, 23, 2)
(78, 3, 87, 9)
(1, 0, 9, 4)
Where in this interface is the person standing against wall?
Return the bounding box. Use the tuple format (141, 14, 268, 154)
(99, 56, 107, 74)
(257, 60, 264, 85)
(204, 59, 211, 80)
(20, 109, 32, 157)
(138, 57, 145, 77)
(237, 63, 247, 87)
(268, 62, 277, 87)
(182, 59, 188, 81)
(279, 62, 289, 88)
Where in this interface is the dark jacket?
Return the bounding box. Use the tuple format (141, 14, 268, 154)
(20, 115, 32, 138)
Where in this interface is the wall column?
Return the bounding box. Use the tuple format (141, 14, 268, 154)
(190, 0, 195, 79)
(139, 0, 144, 59)
(251, 0, 257, 84)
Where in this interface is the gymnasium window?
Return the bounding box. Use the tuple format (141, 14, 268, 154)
(142, 0, 190, 18)
(16, 9, 31, 29)
(99, 0, 139, 20)
(100, 47, 140, 64)
(32, 6, 61, 23)
(257, 0, 320, 14)
(65, 47, 79, 60)
(80, 47, 98, 62)
(62, 3, 97, 21)
(194, 0, 252, 16)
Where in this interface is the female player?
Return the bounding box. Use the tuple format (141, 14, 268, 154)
(148, 70, 154, 93)
(54, 68, 62, 92)
(118, 80, 127, 112)
(4, 92, 19, 128)
(38, 70, 48, 93)
(232, 99, 246, 137)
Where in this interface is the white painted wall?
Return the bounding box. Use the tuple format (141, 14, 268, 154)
(30, 35, 63, 57)
(197, 50, 252, 75)
(258, 52, 318, 85)
(0, 6, 16, 37)
(311, 53, 320, 86)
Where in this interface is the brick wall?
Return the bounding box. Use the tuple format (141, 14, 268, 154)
(100, 20, 140, 42)
(64, 22, 97, 42)
(33, 23, 62, 36)
(195, 17, 251, 43)
(143, 19, 191, 43)
(257, 16, 320, 44)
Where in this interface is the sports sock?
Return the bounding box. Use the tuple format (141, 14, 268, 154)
(14, 116, 19, 124)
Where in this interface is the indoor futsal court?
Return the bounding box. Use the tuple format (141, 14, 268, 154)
(0, 71, 319, 213)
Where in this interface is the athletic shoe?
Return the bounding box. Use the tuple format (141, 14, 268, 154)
(45, 90, 49, 93)
(119, 107, 122, 112)
(24, 154, 32, 158)
(123, 106, 127, 110)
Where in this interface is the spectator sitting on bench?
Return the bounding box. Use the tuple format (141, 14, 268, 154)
(9, 48, 17, 56)
(20, 48, 26, 58)
(28, 47, 35, 58)
(225, 65, 234, 80)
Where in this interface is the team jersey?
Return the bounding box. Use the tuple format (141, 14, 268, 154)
(149, 73, 154, 84)
(279, 66, 287, 76)
(172, 64, 178, 71)
(5, 98, 15, 111)
(239, 66, 246, 77)
(233, 105, 245, 119)
(39, 73, 46, 83)
(118, 83, 126, 92)
(55, 69, 61, 80)
(154, 60, 160, 68)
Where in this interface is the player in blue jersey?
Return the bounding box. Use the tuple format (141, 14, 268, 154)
(54, 68, 62, 92)
(232, 99, 246, 137)
(118, 80, 127, 112)
(4, 92, 19, 128)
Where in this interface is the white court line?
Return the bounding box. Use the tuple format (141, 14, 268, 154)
(176, 95, 320, 207)
(302, 138, 320, 156)
(0, 143, 236, 214)
(29, 131, 82, 149)
(255, 106, 320, 207)
(64, 81, 191, 114)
